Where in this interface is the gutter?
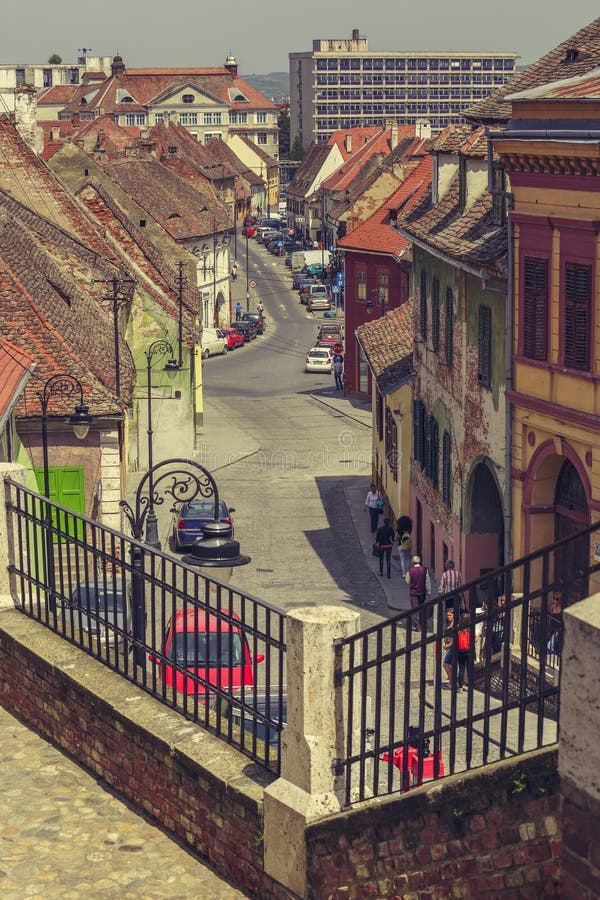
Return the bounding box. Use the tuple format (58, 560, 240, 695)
(492, 128, 600, 142)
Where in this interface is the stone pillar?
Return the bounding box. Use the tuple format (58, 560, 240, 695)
(559, 594, 600, 896)
(0, 464, 27, 609)
(263, 605, 359, 899)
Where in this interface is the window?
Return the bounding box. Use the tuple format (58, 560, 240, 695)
(182, 94, 195, 103)
(357, 268, 367, 302)
(442, 431, 451, 506)
(425, 414, 439, 488)
(445, 287, 454, 365)
(256, 111, 267, 123)
(154, 112, 164, 124)
(257, 132, 268, 145)
(229, 112, 238, 124)
(478, 306, 492, 388)
(16, 68, 25, 85)
(419, 269, 427, 340)
(385, 408, 398, 482)
(491, 163, 506, 226)
(564, 262, 591, 371)
(377, 272, 389, 304)
(413, 400, 425, 465)
(431, 278, 440, 351)
(69, 68, 79, 84)
(43, 69, 52, 87)
(376, 391, 383, 440)
(237, 112, 247, 124)
(523, 257, 548, 361)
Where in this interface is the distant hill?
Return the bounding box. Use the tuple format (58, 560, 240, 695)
(242, 72, 289, 103)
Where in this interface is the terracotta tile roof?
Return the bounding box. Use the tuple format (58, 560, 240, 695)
(0, 190, 134, 416)
(59, 67, 277, 117)
(328, 126, 389, 160)
(356, 301, 414, 393)
(465, 15, 600, 122)
(287, 143, 332, 196)
(396, 171, 507, 279)
(431, 124, 474, 153)
(506, 65, 600, 100)
(337, 155, 433, 256)
(98, 156, 232, 238)
(323, 125, 416, 192)
(37, 85, 79, 105)
(0, 339, 36, 430)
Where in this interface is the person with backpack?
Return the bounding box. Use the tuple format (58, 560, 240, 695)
(396, 514, 412, 576)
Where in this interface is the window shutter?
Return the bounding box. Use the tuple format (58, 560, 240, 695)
(420, 269, 427, 340)
(523, 257, 548, 361)
(432, 278, 440, 351)
(431, 418, 439, 489)
(565, 262, 591, 371)
(478, 306, 492, 388)
(413, 399, 424, 464)
(445, 287, 453, 365)
(424, 412, 432, 477)
(442, 430, 451, 505)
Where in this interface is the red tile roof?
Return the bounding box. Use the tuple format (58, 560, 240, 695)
(507, 66, 600, 100)
(355, 301, 414, 392)
(337, 155, 433, 256)
(0, 339, 35, 428)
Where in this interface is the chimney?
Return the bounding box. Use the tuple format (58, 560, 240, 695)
(352, 29, 359, 40)
(224, 54, 238, 77)
(415, 119, 432, 140)
(14, 83, 43, 154)
(390, 121, 398, 150)
(72, 112, 80, 128)
(51, 125, 61, 140)
(111, 55, 126, 76)
(345, 134, 352, 153)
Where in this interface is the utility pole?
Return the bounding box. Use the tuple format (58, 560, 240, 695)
(177, 261, 185, 368)
(95, 276, 136, 397)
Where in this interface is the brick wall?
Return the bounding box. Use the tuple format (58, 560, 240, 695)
(561, 778, 600, 897)
(0, 611, 292, 899)
(306, 748, 561, 899)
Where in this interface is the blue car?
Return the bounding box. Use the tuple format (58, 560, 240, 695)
(171, 499, 235, 551)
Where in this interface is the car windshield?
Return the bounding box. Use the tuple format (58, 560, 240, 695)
(309, 351, 329, 359)
(183, 500, 227, 517)
(72, 586, 125, 612)
(230, 697, 287, 747)
(172, 632, 244, 667)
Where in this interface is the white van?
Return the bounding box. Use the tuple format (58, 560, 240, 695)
(200, 327, 228, 358)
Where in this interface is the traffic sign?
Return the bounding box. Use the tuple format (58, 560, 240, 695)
(249, 279, 257, 289)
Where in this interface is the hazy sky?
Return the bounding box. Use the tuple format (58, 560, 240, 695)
(3, 1, 599, 75)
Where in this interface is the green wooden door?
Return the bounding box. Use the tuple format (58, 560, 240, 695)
(34, 466, 85, 541)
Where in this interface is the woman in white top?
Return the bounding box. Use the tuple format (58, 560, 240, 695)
(365, 483, 382, 534)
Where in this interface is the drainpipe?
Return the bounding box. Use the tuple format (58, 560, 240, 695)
(487, 131, 514, 569)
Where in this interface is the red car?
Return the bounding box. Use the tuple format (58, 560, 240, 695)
(242, 225, 256, 237)
(150, 608, 264, 699)
(219, 327, 245, 350)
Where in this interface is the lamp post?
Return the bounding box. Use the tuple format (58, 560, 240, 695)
(144, 340, 179, 549)
(119, 459, 251, 669)
(38, 374, 94, 611)
(245, 229, 249, 310)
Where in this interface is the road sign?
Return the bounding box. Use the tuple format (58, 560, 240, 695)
(249, 279, 257, 289)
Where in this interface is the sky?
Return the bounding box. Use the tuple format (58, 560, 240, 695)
(2, 1, 599, 75)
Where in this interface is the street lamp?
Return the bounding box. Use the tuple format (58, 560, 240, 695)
(245, 229, 250, 311)
(38, 373, 94, 610)
(119, 458, 250, 668)
(144, 340, 179, 549)
(366, 289, 387, 317)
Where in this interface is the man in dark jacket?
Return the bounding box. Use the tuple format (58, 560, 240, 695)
(406, 555, 431, 631)
(375, 518, 395, 578)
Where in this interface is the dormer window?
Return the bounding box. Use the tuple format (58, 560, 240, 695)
(228, 87, 249, 102)
(182, 94, 195, 103)
(116, 89, 135, 103)
(564, 47, 580, 63)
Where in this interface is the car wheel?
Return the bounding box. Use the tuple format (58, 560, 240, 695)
(202, 348, 210, 359)
(222, 345, 228, 356)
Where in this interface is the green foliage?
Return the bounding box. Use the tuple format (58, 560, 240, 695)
(277, 108, 290, 158)
(512, 773, 528, 794)
(48, 53, 62, 64)
(290, 136, 305, 162)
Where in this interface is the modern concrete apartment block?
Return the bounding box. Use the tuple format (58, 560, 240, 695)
(289, 30, 518, 148)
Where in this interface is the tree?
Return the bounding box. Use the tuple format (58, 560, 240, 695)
(277, 108, 290, 159)
(290, 136, 305, 162)
(48, 53, 62, 64)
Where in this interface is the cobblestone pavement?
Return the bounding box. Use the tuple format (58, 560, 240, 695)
(0, 706, 250, 900)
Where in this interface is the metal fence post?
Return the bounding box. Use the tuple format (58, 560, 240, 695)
(0, 463, 27, 610)
(263, 605, 359, 899)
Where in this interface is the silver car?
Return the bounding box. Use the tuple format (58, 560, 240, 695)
(68, 581, 131, 647)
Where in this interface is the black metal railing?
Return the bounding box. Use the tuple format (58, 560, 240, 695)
(6, 479, 287, 775)
(335, 520, 600, 805)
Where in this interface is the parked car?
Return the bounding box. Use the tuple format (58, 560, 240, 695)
(241, 311, 265, 334)
(243, 214, 256, 227)
(316, 323, 344, 347)
(242, 225, 256, 238)
(171, 498, 235, 551)
(292, 272, 317, 290)
(308, 295, 332, 312)
(304, 346, 333, 373)
(257, 217, 284, 230)
(149, 608, 264, 699)
(68, 580, 131, 647)
(218, 690, 287, 750)
(299, 283, 329, 305)
(218, 327, 245, 351)
(201, 327, 228, 358)
(231, 320, 257, 342)
(256, 228, 281, 244)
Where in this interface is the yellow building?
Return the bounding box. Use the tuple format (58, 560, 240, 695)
(492, 70, 600, 601)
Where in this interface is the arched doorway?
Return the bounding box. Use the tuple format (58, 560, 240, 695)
(215, 291, 227, 327)
(464, 459, 504, 583)
(554, 459, 589, 603)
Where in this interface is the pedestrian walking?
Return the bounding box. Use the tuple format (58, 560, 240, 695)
(230, 263, 238, 281)
(441, 608, 456, 688)
(547, 593, 563, 656)
(375, 517, 395, 579)
(438, 559, 463, 610)
(396, 514, 412, 576)
(456, 610, 471, 690)
(235, 301, 242, 321)
(365, 483, 383, 534)
(332, 353, 344, 390)
(257, 300, 264, 316)
(406, 555, 431, 631)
